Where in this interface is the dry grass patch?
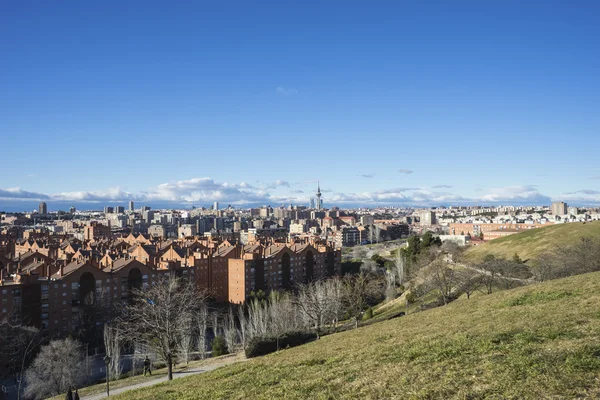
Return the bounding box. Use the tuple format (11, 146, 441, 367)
(115, 271, 600, 399)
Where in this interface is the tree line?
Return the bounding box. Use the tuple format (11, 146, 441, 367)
(21, 270, 385, 398)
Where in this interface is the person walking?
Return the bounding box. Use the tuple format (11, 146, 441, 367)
(143, 356, 152, 376)
(73, 389, 80, 400)
(65, 387, 73, 400)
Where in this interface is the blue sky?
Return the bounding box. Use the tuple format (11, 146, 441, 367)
(1, 1, 599, 210)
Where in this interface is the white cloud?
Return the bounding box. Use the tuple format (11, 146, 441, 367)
(0, 187, 49, 200)
(432, 185, 453, 189)
(398, 169, 413, 174)
(479, 185, 551, 204)
(3, 180, 599, 207)
(360, 174, 374, 178)
(276, 86, 298, 95)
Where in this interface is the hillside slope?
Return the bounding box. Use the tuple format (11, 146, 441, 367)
(465, 220, 600, 264)
(116, 272, 600, 399)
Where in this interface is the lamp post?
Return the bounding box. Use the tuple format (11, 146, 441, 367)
(104, 355, 111, 397)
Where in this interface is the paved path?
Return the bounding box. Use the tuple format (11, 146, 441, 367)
(83, 358, 242, 400)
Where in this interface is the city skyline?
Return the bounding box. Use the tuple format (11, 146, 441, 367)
(2, 2, 600, 209)
(1, 179, 599, 212)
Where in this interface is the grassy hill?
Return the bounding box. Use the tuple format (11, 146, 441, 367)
(465, 221, 600, 265)
(115, 271, 600, 399)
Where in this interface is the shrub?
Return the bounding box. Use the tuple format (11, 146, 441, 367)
(363, 307, 374, 320)
(245, 331, 314, 358)
(211, 336, 229, 357)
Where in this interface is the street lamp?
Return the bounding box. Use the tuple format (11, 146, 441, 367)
(104, 355, 111, 396)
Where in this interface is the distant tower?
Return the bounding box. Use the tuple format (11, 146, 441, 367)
(39, 202, 47, 215)
(316, 182, 322, 211)
(129, 200, 135, 212)
(309, 197, 315, 209)
(213, 201, 219, 211)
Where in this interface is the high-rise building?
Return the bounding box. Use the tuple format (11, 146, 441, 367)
(551, 201, 568, 216)
(115, 206, 125, 214)
(104, 206, 114, 214)
(568, 206, 578, 216)
(129, 201, 135, 211)
(309, 197, 315, 209)
(213, 201, 219, 211)
(39, 202, 47, 215)
(316, 182, 322, 211)
(69, 206, 76, 214)
(420, 211, 436, 226)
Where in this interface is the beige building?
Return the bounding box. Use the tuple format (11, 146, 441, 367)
(551, 201, 568, 216)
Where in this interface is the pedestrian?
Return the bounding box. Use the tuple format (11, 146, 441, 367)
(65, 387, 73, 400)
(143, 356, 152, 376)
(73, 388, 80, 400)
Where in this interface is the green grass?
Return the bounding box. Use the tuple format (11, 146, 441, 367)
(48, 354, 242, 400)
(465, 221, 600, 265)
(115, 271, 600, 399)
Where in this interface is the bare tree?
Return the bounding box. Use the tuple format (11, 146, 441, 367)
(428, 259, 458, 305)
(196, 302, 209, 359)
(296, 280, 330, 339)
(343, 273, 383, 329)
(117, 274, 207, 380)
(236, 305, 248, 348)
(24, 338, 85, 400)
(456, 268, 480, 299)
(247, 297, 269, 340)
(531, 251, 558, 282)
(222, 307, 239, 354)
(325, 278, 344, 330)
(103, 324, 122, 381)
(0, 312, 43, 400)
(177, 313, 194, 365)
(268, 291, 299, 349)
(15, 325, 41, 400)
(476, 257, 505, 295)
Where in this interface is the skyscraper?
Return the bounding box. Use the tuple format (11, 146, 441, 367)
(551, 201, 568, 216)
(39, 202, 47, 215)
(129, 201, 134, 211)
(213, 201, 219, 211)
(316, 182, 322, 211)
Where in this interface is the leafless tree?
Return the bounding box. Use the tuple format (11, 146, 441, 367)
(456, 268, 481, 299)
(0, 312, 42, 400)
(196, 302, 209, 358)
(237, 305, 248, 348)
(296, 280, 330, 339)
(343, 273, 383, 329)
(117, 274, 207, 380)
(531, 251, 558, 282)
(103, 324, 122, 381)
(222, 307, 239, 354)
(24, 338, 85, 400)
(268, 291, 299, 349)
(247, 297, 269, 340)
(428, 259, 458, 305)
(325, 277, 344, 330)
(177, 313, 194, 365)
(476, 257, 505, 294)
